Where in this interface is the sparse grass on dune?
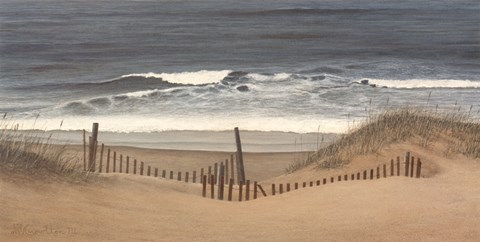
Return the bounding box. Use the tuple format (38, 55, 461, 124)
(287, 108, 480, 173)
(0, 120, 91, 182)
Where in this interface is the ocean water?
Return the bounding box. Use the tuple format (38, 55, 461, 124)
(1, 0, 479, 133)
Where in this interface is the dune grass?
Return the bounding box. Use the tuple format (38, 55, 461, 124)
(287, 108, 480, 173)
(0, 120, 91, 182)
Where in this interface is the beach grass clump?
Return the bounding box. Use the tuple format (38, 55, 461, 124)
(287, 108, 480, 173)
(0, 121, 90, 181)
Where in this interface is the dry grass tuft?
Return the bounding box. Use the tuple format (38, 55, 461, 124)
(0, 120, 92, 182)
(287, 108, 480, 173)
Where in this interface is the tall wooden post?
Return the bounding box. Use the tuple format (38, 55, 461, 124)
(119, 154, 123, 173)
(88, 123, 99, 172)
(234, 127, 246, 184)
(239, 181, 243, 201)
(126, 156, 130, 174)
(230, 154, 235, 184)
(390, 159, 394, 176)
(210, 175, 215, 199)
(133, 159, 137, 174)
(202, 175, 207, 197)
(228, 178, 234, 201)
(140, 162, 144, 175)
(113, 151, 117, 173)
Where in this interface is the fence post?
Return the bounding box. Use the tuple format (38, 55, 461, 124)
(246, 180, 250, 201)
(351, 174, 355, 180)
(234, 127, 246, 184)
(83, 129, 87, 171)
(257, 184, 267, 197)
(338, 175, 341, 182)
(162, 170, 166, 178)
(376, 167, 380, 179)
(155, 168, 158, 177)
(214, 163, 218, 185)
(317, 180, 321, 186)
(363, 170, 367, 180)
(225, 159, 229, 184)
(271, 184, 276, 196)
(287, 183, 291, 191)
(228, 178, 234, 201)
(126, 156, 130, 174)
(88, 123, 99, 172)
(186, 172, 189, 182)
(170, 171, 173, 179)
(410, 156, 415, 178)
(230, 154, 235, 184)
(416, 158, 422, 178)
(344, 174, 348, 181)
(370, 169, 374, 179)
(200, 168, 204, 183)
(357, 172, 360, 180)
(133, 159, 137, 175)
(98, 143, 104, 172)
(106, 148, 110, 173)
(323, 178, 327, 184)
(210, 174, 215, 199)
(120, 154, 123, 173)
(177, 172, 181, 181)
(397, 156, 400, 176)
(254, 181, 258, 199)
(140, 162, 144, 176)
(193, 171, 197, 183)
(208, 166, 212, 180)
(304, 181, 308, 187)
(405, 151, 410, 176)
(383, 164, 387, 178)
(218, 176, 224, 200)
(113, 151, 116, 173)
(147, 166, 151, 176)
(202, 175, 207, 197)
(390, 159, 394, 176)
(279, 184, 283, 194)
(294, 182, 298, 189)
(239, 181, 244, 201)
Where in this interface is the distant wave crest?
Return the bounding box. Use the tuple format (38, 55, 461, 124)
(367, 79, 480, 89)
(121, 70, 232, 85)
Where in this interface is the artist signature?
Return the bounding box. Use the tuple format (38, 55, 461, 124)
(10, 224, 77, 236)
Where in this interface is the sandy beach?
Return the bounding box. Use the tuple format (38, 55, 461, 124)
(1, 133, 479, 241)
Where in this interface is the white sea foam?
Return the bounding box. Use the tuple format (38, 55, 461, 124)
(246, 73, 292, 82)
(122, 70, 232, 85)
(15, 115, 350, 134)
(367, 79, 480, 89)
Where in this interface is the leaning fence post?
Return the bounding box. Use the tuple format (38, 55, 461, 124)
(416, 158, 422, 178)
(405, 151, 410, 176)
(257, 184, 267, 197)
(234, 127, 246, 184)
(202, 175, 207, 197)
(105, 148, 110, 173)
(98, 143, 104, 172)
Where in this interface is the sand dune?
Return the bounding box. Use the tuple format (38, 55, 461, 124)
(1, 141, 479, 241)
